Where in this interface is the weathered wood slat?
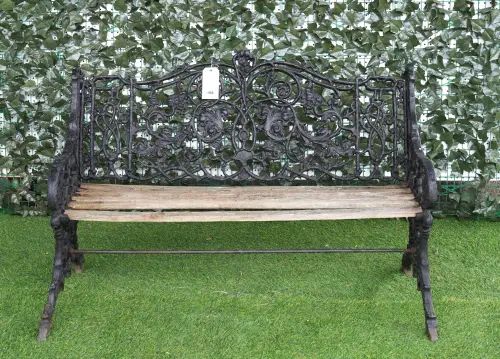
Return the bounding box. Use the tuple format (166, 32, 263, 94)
(69, 198, 419, 210)
(73, 191, 415, 200)
(76, 194, 414, 203)
(78, 186, 411, 197)
(73, 196, 416, 206)
(65, 208, 422, 222)
(75, 189, 414, 198)
(71, 183, 419, 210)
(80, 183, 408, 189)
(79, 183, 409, 193)
(73, 194, 414, 204)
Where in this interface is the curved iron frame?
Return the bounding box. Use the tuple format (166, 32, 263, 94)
(38, 52, 438, 342)
(401, 63, 438, 340)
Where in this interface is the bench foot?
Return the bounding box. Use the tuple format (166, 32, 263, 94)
(73, 262, 84, 273)
(38, 263, 65, 341)
(426, 317, 438, 342)
(415, 211, 438, 342)
(38, 215, 79, 341)
(401, 264, 413, 277)
(37, 318, 52, 342)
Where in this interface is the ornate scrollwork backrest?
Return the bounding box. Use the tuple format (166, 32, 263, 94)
(80, 51, 407, 184)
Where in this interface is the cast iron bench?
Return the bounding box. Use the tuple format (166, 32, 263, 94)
(38, 50, 438, 341)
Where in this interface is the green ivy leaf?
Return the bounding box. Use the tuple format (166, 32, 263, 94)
(255, 0, 274, 14)
(0, 0, 14, 11)
(225, 25, 237, 38)
(377, 0, 389, 12)
(115, 52, 129, 67)
(114, 0, 127, 12)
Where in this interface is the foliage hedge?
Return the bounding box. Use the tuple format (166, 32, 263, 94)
(0, 0, 498, 217)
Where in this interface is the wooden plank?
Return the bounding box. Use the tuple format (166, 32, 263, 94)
(65, 208, 422, 222)
(78, 186, 412, 198)
(71, 184, 418, 210)
(68, 197, 419, 210)
(71, 195, 416, 205)
(75, 185, 414, 202)
(81, 183, 408, 188)
(73, 190, 415, 201)
(77, 185, 412, 193)
(73, 195, 416, 206)
(71, 183, 419, 210)
(79, 183, 410, 193)
(75, 188, 413, 198)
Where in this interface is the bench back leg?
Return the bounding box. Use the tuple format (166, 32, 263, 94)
(402, 217, 417, 277)
(68, 220, 84, 273)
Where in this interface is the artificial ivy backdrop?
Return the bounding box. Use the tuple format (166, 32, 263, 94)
(0, 0, 498, 216)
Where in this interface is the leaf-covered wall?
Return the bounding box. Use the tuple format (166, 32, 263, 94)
(0, 0, 498, 216)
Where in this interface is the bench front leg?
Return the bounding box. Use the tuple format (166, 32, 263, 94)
(415, 210, 438, 341)
(38, 214, 72, 341)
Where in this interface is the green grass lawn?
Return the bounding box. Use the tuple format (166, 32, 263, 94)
(0, 215, 498, 358)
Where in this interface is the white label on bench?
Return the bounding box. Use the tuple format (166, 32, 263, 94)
(202, 67, 220, 100)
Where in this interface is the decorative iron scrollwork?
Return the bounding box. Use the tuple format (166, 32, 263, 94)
(233, 49, 256, 76)
(75, 50, 418, 185)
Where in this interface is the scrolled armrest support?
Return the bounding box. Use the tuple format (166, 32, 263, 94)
(407, 127, 438, 209)
(404, 64, 437, 210)
(48, 68, 84, 216)
(47, 136, 80, 214)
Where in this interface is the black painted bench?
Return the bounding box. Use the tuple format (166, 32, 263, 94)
(38, 51, 438, 341)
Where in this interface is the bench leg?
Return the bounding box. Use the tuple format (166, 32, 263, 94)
(68, 220, 84, 273)
(414, 211, 438, 342)
(402, 218, 417, 277)
(38, 215, 73, 341)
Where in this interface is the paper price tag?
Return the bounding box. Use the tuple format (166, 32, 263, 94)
(202, 67, 220, 100)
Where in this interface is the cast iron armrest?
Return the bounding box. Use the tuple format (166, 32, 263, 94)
(47, 130, 80, 215)
(407, 125, 438, 209)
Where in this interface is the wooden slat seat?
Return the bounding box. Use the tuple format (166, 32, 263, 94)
(65, 183, 422, 222)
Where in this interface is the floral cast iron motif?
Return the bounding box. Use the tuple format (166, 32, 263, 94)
(80, 51, 407, 184)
